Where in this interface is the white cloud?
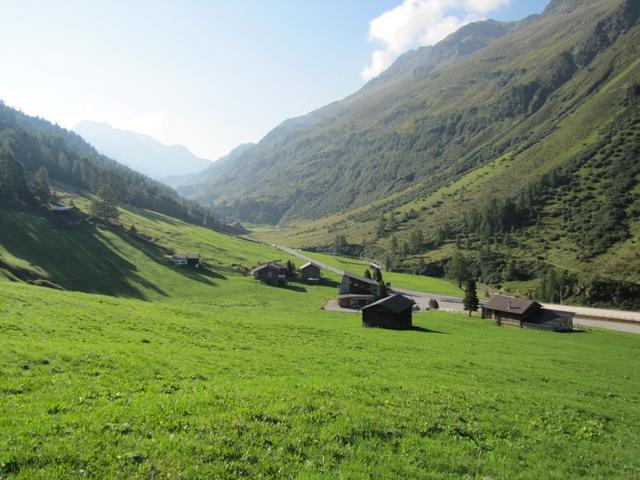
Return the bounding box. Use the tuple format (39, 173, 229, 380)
(361, 0, 510, 80)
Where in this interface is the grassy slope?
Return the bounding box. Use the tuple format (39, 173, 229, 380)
(298, 251, 463, 297)
(1, 197, 640, 478)
(0, 188, 301, 301)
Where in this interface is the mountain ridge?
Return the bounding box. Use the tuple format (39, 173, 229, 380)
(176, 0, 637, 225)
(74, 120, 212, 179)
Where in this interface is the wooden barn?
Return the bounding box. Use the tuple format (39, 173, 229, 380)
(362, 294, 415, 330)
(482, 294, 574, 332)
(300, 262, 321, 282)
(172, 253, 201, 267)
(49, 204, 84, 226)
(251, 263, 288, 286)
(338, 272, 381, 309)
(339, 272, 380, 295)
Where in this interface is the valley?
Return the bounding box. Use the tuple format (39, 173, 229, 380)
(2, 193, 640, 478)
(1, 0, 640, 477)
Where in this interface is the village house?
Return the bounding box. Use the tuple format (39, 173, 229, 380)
(299, 262, 321, 282)
(171, 253, 201, 267)
(251, 263, 288, 286)
(337, 272, 381, 309)
(362, 294, 415, 330)
(482, 294, 574, 332)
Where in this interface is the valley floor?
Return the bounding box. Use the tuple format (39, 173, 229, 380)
(1, 200, 640, 478)
(2, 278, 640, 479)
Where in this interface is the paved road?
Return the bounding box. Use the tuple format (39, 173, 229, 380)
(276, 245, 640, 334)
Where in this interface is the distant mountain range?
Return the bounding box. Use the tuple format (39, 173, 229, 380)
(74, 121, 212, 179)
(164, 143, 254, 190)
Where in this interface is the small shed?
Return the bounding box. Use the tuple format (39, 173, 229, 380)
(300, 262, 321, 281)
(251, 263, 288, 286)
(482, 294, 574, 332)
(49, 204, 83, 225)
(172, 253, 201, 267)
(362, 294, 415, 330)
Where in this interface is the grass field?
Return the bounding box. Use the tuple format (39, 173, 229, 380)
(296, 251, 464, 297)
(1, 198, 640, 478)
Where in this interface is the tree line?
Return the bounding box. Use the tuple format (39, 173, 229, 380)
(0, 101, 221, 229)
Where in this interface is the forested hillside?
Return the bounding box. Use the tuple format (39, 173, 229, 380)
(178, 0, 639, 225)
(0, 102, 220, 228)
(240, 0, 640, 308)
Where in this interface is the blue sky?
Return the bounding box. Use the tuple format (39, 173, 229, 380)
(0, 0, 549, 160)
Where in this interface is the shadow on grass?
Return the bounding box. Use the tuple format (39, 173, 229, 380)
(411, 326, 448, 334)
(0, 209, 166, 299)
(282, 284, 307, 293)
(319, 278, 340, 288)
(114, 229, 227, 287)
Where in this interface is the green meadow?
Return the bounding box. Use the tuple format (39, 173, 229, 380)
(295, 250, 463, 296)
(1, 197, 640, 479)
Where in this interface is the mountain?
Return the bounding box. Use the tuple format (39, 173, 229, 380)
(177, 0, 639, 226)
(0, 102, 221, 229)
(165, 143, 254, 190)
(178, 0, 639, 305)
(74, 121, 212, 179)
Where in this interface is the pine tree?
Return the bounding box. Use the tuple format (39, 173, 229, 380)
(376, 280, 388, 300)
(34, 167, 50, 204)
(333, 234, 347, 254)
(0, 149, 30, 200)
(373, 267, 383, 283)
(409, 229, 424, 254)
(447, 249, 470, 288)
(91, 184, 120, 224)
(390, 235, 399, 255)
(384, 255, 393, 272)
(283, 260, 295, 278)
(463, 279, 479, 316)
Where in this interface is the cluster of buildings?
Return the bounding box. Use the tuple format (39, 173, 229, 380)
(250, 261, 321, 286)
(336, 271, 416, 329)
(183, 252, 575, 333)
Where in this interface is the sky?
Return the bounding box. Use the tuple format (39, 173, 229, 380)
(0, 0, 549, 161)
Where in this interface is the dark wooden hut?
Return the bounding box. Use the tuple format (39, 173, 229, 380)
(49, 204, 84, 225)
(251, 263, 288, 286)
(300, 262, 321, 281)
(339, 272, 379, 296)
(362, 294, 415, 330)
(482, 294, 574, 332)
(172, 253, 201, 267)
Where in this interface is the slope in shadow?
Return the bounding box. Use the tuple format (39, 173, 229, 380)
(0, 209, 166, 299)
